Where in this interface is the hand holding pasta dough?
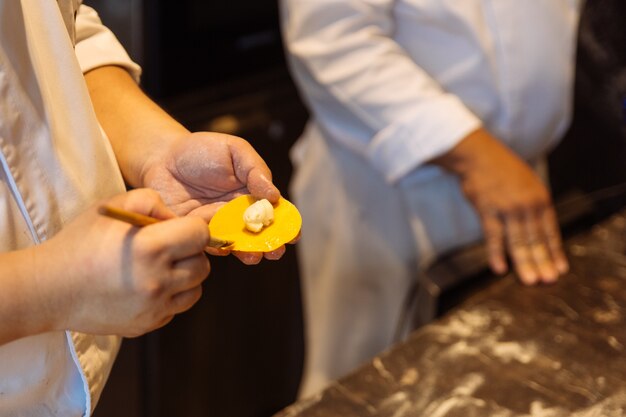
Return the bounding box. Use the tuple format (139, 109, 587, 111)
(139, 131, 288, 264)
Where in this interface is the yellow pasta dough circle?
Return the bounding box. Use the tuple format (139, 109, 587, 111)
(209, 195, 302, 252)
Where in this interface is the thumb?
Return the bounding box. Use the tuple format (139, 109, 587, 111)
(246, 168, 281, 204)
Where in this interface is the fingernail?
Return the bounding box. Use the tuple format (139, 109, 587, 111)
(542, 270, 558, 283)
(491, 262, 507, 275)
(265, 251, 282, 260)
(556, 259, 569, 274)
(521, 272, 538, 286)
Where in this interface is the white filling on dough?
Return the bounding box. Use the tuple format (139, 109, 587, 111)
(243, 199, 274, 232)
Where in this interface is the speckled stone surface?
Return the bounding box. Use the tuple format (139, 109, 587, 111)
(275, 212, 626, 417)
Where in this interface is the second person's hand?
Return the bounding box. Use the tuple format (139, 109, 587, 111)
(433, 128, 569, 285)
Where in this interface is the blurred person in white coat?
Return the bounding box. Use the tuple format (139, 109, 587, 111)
(280, 0, 582, 397)
(0, 1, 287, 415)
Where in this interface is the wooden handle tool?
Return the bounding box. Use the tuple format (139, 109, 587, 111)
(98, 205, 234, 249)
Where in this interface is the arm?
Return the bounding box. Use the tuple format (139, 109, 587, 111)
(75, 5, 286, 264)
(0, 248, 56, 345)
(282, 0, 567, 283)
(75, 5, 176, 188)
(281, 0, 481, 183)
(84, 65, 189, 187)
(75, 5, 280, 206)
(84, 67, 284, 264)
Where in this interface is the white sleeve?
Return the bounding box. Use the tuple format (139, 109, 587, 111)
(74, 5, 141, 82)
(281, 0, 482, 183)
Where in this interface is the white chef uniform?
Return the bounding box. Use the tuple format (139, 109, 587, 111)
(0, 0, 140, 415)
(280, 0, 582, 397)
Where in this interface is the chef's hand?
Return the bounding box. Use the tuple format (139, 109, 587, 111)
(432, 128, 569, 285)
(140, 131, 288, 265)
(84, 66, 290, 265)
(39, 188, 211, 337)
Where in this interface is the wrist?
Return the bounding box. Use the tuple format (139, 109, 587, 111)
(0, 246, 66, 344)
(29, 243, 72, 333)
(431, 128, 509, 178)
(85, 65, 191, 187)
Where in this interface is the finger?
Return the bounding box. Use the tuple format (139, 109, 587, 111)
(108, 188, 177, 221)
(229, 139, 281, 203)
(232, 251, 263, 265)
(140, 216, 210, 261)
(480, 212, 507, 274)
(541, 208, 569, 274)
(505, 215, 538, 285)
(169, 253, 211, 293)
(247, 167, 281, 204)
(264, 245, 286, 261)
(156, 315, 175, 330)
(187, 202, 227, 223)
(170, 286, 203, 314)
(525, 211, 559, 283)
(289, 232, 301, 245)
(204, 246, 231, 257)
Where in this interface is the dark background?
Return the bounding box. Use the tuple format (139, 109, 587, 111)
(85, 1, 626, 416)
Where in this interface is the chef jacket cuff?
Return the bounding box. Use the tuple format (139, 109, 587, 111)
(75, 31, 141, 83)
(367, 95, 482, 184)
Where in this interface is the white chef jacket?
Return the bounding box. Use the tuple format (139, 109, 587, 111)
(283, 0, 581, 183)
(0, 1, 140, 415)
(281, 0, 582, 397)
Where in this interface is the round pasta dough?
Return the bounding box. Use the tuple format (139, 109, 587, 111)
(209, 195, 302, 252)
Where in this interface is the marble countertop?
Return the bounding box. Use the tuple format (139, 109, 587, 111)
(275, 212, 626, 417)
